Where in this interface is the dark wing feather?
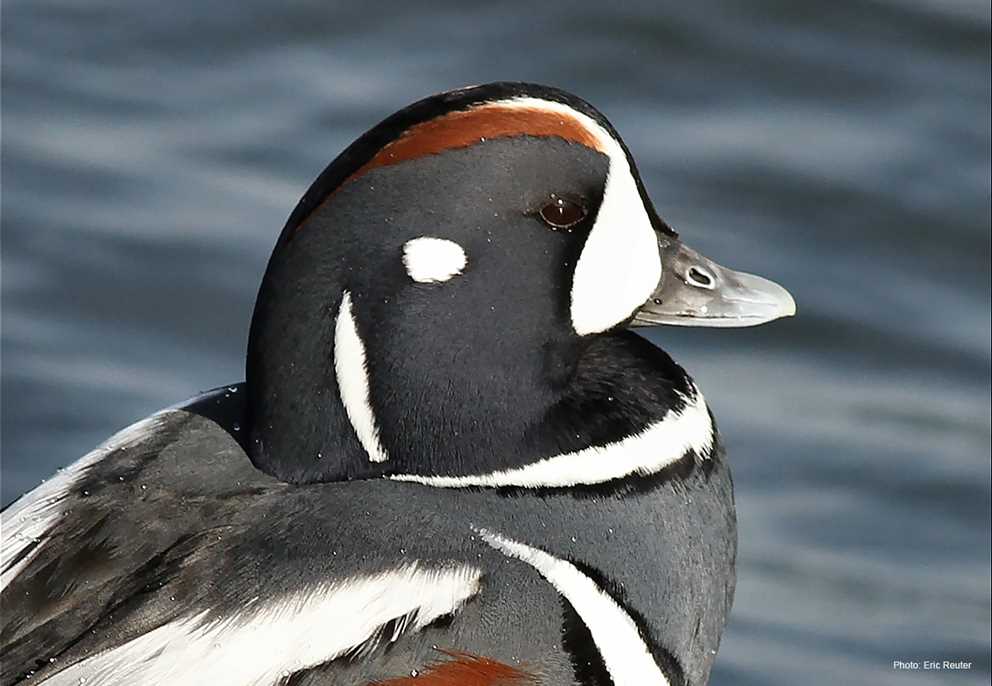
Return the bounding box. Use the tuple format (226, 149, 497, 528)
(0, 388, 280, 684)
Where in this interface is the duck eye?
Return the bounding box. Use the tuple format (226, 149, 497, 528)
(539, 195, 587, 230)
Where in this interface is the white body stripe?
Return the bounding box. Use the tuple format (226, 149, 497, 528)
(334, 290, 390, 463)
(0, 411, 175, 593)
(403, 237, 467, 283)
(479, 530, 670, 686)
(41, 563, 481, 686)
(501, 97, 662, 336)
(390, 389, 712, 488)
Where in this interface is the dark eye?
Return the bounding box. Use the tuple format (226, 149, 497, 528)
(539, 195, 587, 230)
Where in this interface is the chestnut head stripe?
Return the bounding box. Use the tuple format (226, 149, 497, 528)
(343, 102, 609, 188)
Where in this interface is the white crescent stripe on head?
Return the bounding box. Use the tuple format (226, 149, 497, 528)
(403, 237, 467, 283)
(334, 290, 389, 463)
(500, 98, 662, 336)
(389, 388, 712, 489)
(0, 411, 176, 593)
(40, 564, 482, 686)
(478, 530, 670, 686)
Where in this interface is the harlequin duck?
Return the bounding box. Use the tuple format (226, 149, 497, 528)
(0, 82, 794, 686)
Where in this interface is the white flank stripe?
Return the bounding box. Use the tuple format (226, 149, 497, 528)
(403, 237, 467, 283)
(334, 290, 390, 463)
(41, 563, 481, 686)
(479, 530, 670, 686)
(390, 389, 712, 489)
(500, 97, 662, 336)
(0, 411, 175, 593)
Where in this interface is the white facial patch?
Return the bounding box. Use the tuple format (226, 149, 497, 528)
(478, 530, 671, 686)
(402, 237, 467, 283)
(570, 161, 661, 335)
(500, 98, 662, 336)
(334, 291, 390, 463)
(389, 387, 712, 489)
(40, 563, 482, 686)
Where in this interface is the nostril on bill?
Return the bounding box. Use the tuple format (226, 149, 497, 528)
(686, 266, 715, 289)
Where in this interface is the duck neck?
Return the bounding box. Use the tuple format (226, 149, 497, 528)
(248, 312, 709, 487)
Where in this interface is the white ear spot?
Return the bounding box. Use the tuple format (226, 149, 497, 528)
(402, 237, 467, 283)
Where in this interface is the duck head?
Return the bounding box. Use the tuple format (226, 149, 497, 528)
(246, 82, 794, 486)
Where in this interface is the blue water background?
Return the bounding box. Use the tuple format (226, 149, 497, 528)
(2, 1, 990, 683)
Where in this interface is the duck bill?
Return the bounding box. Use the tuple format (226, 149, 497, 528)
(631, 235, 796, 328)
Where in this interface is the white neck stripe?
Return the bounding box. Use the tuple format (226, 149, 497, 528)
(389, 389, 712, 489)
(334, 290, 390, 463)
(478, 529, 671, 686)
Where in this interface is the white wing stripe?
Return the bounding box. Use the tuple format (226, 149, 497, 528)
(41, 563, 481, 686)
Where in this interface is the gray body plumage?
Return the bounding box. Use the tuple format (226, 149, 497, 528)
(1, 388, 735, 685)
